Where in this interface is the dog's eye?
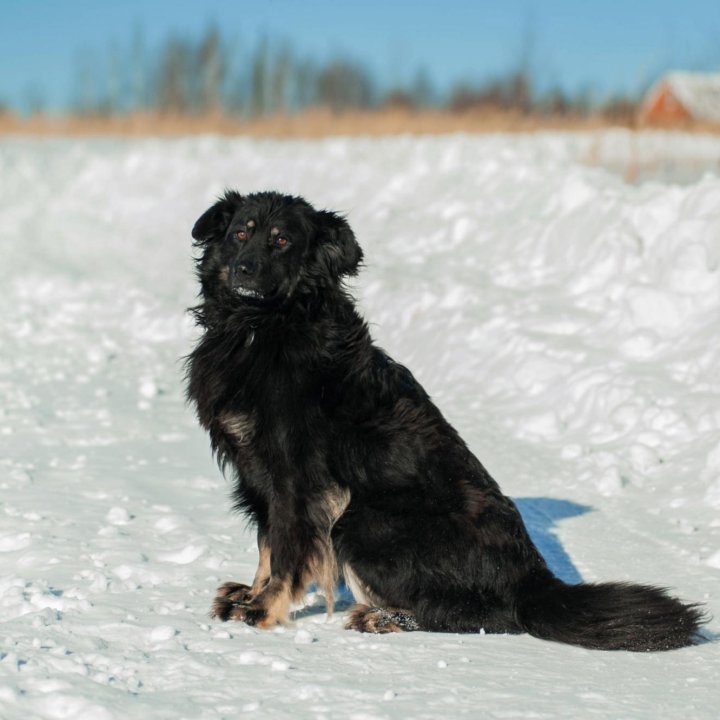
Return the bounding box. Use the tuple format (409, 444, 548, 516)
(272, 236, 290, 249)
(235, 229, 248, 242)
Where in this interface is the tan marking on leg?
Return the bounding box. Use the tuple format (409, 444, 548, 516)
(325, 485, 351, 522)
(210, 534, 272, 619)
(235, 576, 292, 629)
(257, 578, 292, 628)
(218, 411, 255, 447)
(215, 486, 350, 624)
(343, 564, 385, 607)
(249, 537, 271, 596)
(215, 577, 292, 628)
(299, 485, 351, 616)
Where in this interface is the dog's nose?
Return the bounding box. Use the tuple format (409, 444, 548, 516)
(236, 260, 256, 277)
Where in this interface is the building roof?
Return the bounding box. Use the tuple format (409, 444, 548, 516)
(643, 72, 720, 122)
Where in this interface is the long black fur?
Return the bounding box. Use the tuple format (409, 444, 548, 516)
(186, 190, 706, 651)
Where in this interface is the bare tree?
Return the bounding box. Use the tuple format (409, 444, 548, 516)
(60, 20, 628, 121)
(198, 25, 225, 113)
(25, 84, 46, 116)
(158, 36, 194, 113)
(131, 25, 148, 111)
(70, 48, 105, 116)
(317, 59, 374, 112)
(106, 41, 123, 114)
(270, 48, 292, 114)
(411, 67, 435, 108)
(294, 58, 318, 110)
(250, 37, 269, 116)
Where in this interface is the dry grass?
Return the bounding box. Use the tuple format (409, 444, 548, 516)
(1, 108, 718, 138)
(0, 108, 627, 138)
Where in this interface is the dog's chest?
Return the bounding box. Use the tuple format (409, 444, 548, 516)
(190, 331, 324, 455)
(190, 332, 271, 414)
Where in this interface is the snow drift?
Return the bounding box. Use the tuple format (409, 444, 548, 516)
(1, 130, 719, 718)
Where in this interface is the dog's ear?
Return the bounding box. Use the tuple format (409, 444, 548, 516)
(192, 192, 242, 246)
(314, 210, 363, 279)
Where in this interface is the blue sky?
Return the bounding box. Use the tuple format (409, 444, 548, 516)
(2, 0, 719, 112)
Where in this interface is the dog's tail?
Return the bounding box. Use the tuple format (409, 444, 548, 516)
(516, 573, 706, 651)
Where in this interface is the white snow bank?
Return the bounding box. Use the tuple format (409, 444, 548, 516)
(1, 130, 719, 719)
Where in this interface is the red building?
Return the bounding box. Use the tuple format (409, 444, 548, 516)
(639, 72, 720, 126)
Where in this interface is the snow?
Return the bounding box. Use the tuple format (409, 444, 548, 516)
(1, 129, 720, 718)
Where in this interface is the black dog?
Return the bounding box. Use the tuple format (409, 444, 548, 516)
(186, 190, 705, 650)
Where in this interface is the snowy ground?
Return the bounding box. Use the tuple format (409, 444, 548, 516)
(1, 130, 720, 719)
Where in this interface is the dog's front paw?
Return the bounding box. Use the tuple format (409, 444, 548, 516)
(223, 601, 271, 627)
(211, 581, 255, 621)
(211, 580, 290, 629)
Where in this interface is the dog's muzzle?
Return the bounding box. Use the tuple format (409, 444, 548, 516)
(230, 259, 265, 299)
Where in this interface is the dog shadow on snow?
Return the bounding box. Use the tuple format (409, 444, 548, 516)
(294, 497, 591, 619)
(513, 497, 590, 585)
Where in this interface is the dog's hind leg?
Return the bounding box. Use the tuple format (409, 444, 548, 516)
(345, 604, 421, 633)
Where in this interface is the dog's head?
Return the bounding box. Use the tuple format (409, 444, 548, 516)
(192, 191, 362, 307)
